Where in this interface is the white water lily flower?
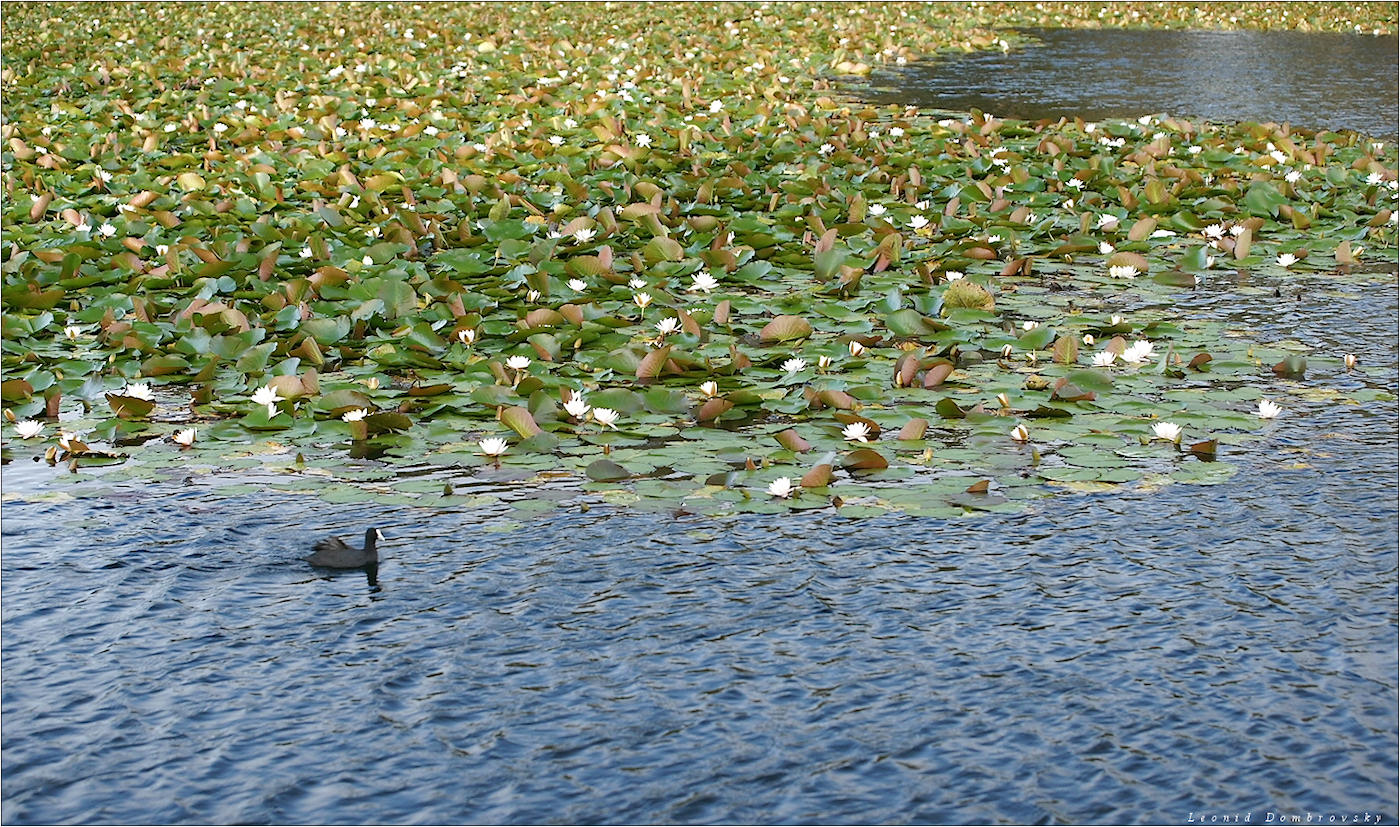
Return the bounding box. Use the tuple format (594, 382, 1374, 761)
(122, 383, 155, 401)
(1344, 353, 1357, 370)
(172, 428, 197, 447)
(944, 271, 964, 282)
(1096, 214, 1119, 230)
(1066, 178, 1085, 190)
(1010, 424, 1030, 442)
(848, 341, 867, 357)
(1152, 421, 1183, 443)
(996, 392, 1011, 408)
(842, 421, 871, 443)
(1276, 252, 1299, 268)
(627, 277, 647, 290)
(1229, 225, 1247, 237)
(361, 255, 373, 266)
(572, 227, 596, 243)
(1001, 344, 1014, 358)
(98, 222, 117, 238)
(342, 408, 368, 422)
(1285, 169, 1301, 184)
(818, 143, 834, 156)
(1098, 241, 1115, 255)
(709, 99, 723, 113)
(299, 246, 314, 259)
(525, 289, 541, 303)
(1021, 321, 1038, 331)
(563, 398, 590, 419)
(1092, 350, 1117, 368)
(592, 407, 620, 429)
(635, 133, 652, 147)
(506, 355, 531, 370)
(14, 420, 43, 439)
(251, 384, 283, 417)
(1121, 341, 1156, 364)
(1108, 264, 1139, 279)
(689, 273, 719, 293)
(1202, 224, 1225, 240)
(915, 200, 930, 211)
(868, 204, 887, 217)
(1256, 399, 1283, 419)
(567, 278, 588, 292)
(1082, 334, 1096, 346)
(633, 292, 652, 310)
(767, 476, 794, 499)
(548, 135, 564, 147)
(457, 328, 477, 345)
(479, 437, 509, 457)
(64, 325, 82, 340)
(699, 380, 719, 398)
(889, 127, 904, 137)
(781, 357, 806, 374)
(908, 215, 930, 230)
(655, 317, 681, 336)
(818, 355, 833, 370)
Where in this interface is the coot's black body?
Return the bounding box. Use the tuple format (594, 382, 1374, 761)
(305, 527, 383, 568)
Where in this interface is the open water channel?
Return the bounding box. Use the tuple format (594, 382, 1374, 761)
(3, 26, 1398, 827)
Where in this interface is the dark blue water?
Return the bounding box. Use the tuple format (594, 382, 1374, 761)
(864, 28, 1400, 138)
(3, 271, 1397, 824)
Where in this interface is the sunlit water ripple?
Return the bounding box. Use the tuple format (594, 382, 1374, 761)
(3, 271, 1396, 824)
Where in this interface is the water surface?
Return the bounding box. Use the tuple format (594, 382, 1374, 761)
(3, 268, 1397, 824)
(863, 28, 1399, 138)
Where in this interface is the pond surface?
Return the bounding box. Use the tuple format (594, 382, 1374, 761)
(863, 28, 1399, 138)
(3, 268, 1396, 824)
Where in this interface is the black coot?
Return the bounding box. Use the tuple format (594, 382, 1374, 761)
(305, 527, 383, 568)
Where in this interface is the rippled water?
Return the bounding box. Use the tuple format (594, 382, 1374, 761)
(3, 269, 1397, 824)
(863, 28, 1399, 138)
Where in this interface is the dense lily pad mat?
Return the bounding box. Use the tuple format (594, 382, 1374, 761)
(2, 2, 1396, 516)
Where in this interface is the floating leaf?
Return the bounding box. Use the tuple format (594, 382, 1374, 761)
(586, 458, 631, 481)
(759, 314, 813, 343)
(1272, 356, 1307, 379)
(696, 397, 734, 422)
(842, 448, 888, 471)
(774, 428, 812, 452)
(636, 344, 673, 381)
(897, 418, 928, 440)
(1188, 439, 1219, 460)
(922, 362, 955, 388)
(105, 393, 156, 420)
(364, 412, 413, 435)
(934, 397, 966, 419)
(1051, 335, 1079, 365)
(501, 406, 543, 437)
(800, 458, 835, 488)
